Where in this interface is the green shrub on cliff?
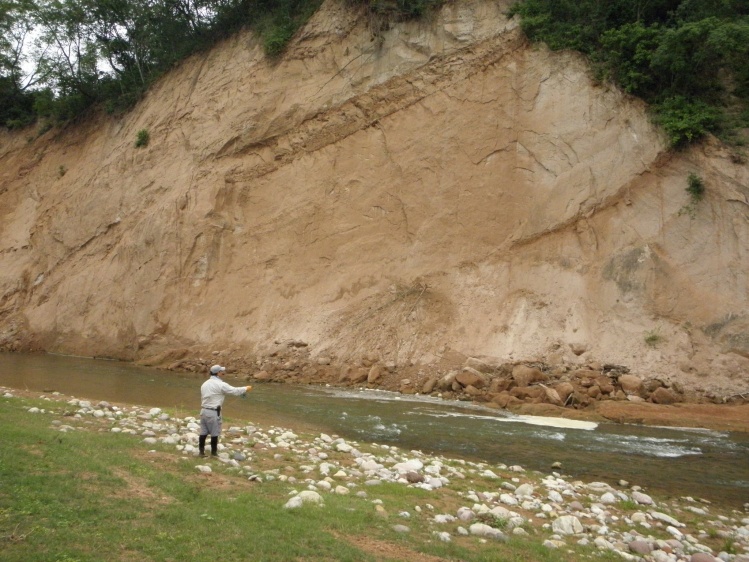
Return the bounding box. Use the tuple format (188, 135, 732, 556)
(135, 128, 150, 148)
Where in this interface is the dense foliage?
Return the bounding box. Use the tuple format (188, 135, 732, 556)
(509, 0, 749, 147)
(0, 0, 324, 127)
(0, 0, 446, 129)
(9, 0, 743, 147)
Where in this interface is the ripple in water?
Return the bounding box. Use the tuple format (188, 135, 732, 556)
(588, 434, 702, 458)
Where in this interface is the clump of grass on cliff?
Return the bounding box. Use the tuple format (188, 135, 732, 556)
(679, 172, 706, 218)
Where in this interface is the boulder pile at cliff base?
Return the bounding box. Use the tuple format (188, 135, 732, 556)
(6, 387, 749, 562)
(162, 345, 749, 412)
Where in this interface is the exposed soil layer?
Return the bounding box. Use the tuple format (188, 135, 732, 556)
(1, 0, 748, 410)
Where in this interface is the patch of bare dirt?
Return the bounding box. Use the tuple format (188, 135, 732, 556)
(131, 449, 257, 493)
(509, 401, 749, 432)
(336, 533, 450, 562)
(109, 465, 173, 505)
(592, 401, 749, 432)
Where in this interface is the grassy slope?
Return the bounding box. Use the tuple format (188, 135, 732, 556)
(0, 393, 723, 561)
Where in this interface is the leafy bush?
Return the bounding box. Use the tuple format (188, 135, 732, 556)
(509, 0, 749, 146)
(654, 96, 722, 147)
(135, 129, 150, 148)
(679, 172, 706, 218)
(686, 172, 705, 202)
(264, 24, 296, 57)
(598, 22, 662, 97)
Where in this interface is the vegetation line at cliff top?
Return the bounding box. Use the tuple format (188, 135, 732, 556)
(0, 0, 444, 129)
(508, 0, 749, 148)
(3, 0, 748, 150)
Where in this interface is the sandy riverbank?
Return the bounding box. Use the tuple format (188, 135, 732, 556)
(504, 401, 749, 433)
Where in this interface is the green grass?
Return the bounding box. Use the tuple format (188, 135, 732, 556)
(0, 396, 637, 561)
(135, 129, 150, 148)
(686, 172, 705, 203)
(644, 329, 664, 347)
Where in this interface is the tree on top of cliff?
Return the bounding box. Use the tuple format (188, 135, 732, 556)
(509, 0, 749, 147)
(0, 0, 326, 126)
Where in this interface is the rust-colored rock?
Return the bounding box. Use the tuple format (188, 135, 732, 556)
(489, 377, 513, 393)
(618, 374, 643, 394)
(421, 376, 438, 394)
(650, 387, 679, 405)
(367, 365, 383, 384)
(456, 368, 487, 389)
(554, 382, 575, 403)
(511, 386, 545, 400)
(253, 370, 272, 381)
(512, 365, 547, 388)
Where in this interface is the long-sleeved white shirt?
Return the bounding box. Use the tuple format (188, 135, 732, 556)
(200, 376, 246, 409)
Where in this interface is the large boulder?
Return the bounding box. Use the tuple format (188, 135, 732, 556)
(551, 515, 583, 535)
(650, 387, 679, 404)
(543, 387, 564, 406)
(421, 376, 438, 394)
(618, 374, 643, 394)
(437, 371, 458, 391)
(489, 377, 513, 393)
(465, 357, 496, 374)
(512, 365, 547, 387)
(553, 382, 575, 403)
(456, 367, 487, 389)
(367, 365, 383, 383)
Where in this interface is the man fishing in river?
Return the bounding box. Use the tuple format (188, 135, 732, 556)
(199, 364, 252, 457)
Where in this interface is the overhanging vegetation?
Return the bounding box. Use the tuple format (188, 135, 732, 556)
(508, 0, 749, 147)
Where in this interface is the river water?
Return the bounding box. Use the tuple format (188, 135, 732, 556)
(1, 352, 747, 508)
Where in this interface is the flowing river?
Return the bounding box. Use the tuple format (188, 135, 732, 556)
(1, 352, 747, 508)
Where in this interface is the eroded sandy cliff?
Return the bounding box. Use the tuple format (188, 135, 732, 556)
(1, 0, 748, 399)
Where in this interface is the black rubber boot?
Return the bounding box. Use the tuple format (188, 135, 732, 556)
(211, 436, 219, 457)
(198, 435, 207, 457)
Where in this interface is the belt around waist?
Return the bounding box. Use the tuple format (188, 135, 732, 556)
(202, 407, 220, 411)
